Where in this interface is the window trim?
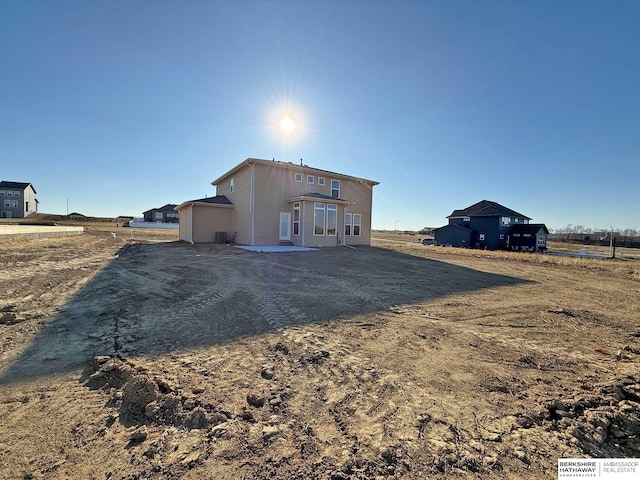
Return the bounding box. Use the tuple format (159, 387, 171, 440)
(294, 173, 303, 182)
(331, 179, 340, 199)
(317, 177, 325, 186)
(307, 175, 314, 184)
(353, 213, 361, 236)
(230, 178, 234, 193)
(326, 204, 337, 236)
(293, 202, 300, 236)
(344, 212, 352, 236)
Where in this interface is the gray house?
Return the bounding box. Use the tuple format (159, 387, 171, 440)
(434, 200, 548, 251)
(143, 204, 179, 223)
(0, 181, 38, 219)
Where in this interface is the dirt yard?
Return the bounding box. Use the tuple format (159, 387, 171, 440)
(0, 231, 638, 479)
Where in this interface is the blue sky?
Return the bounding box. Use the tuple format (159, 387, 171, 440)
(2, 1, 639, 231)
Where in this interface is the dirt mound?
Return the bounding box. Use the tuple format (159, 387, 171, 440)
(84, 356, 231, 430)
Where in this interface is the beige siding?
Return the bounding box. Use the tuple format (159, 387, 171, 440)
(191, 205, 233, 243)
(340, 180, 374, 246)
(179, 205, 192, 242)
(209, 159, 377, 247)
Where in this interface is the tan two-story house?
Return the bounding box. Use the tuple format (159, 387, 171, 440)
(175, 158, 379, 246)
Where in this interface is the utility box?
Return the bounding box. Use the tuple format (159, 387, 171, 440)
(214, 231, 227, 244)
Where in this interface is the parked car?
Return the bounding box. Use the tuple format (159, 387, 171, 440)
(421, 238, 434, 245)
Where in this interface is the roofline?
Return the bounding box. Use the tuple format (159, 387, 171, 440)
(175, 201, 234, 211)
(211, 158, 379, 187)
(0, 182, 36, 194)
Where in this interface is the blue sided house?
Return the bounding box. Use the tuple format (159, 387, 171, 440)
(434, 200, 548, 252)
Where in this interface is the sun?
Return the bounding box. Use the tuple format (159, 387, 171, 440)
(279, 116, 296, 135)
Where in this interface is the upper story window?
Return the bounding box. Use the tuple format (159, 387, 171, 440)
(154, 212, 163, 220)
(318, 177, 325, 186)
(501, 216, 511, 226)
(462, 216, 470, 222)
(307, 175, 314, 184)
(0, 190, 5, 196)
(295, 173, 303, 182)
(331, 179, 340, 199)
(230, 178, 234, 193)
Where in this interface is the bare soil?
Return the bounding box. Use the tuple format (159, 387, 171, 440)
(0, 232, 639, 479)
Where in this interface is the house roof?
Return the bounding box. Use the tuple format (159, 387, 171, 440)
(143, 203, 178, 214)
(211, 158, 379, 187)
(0, 181, 36, 193)
(434, 223, 473, 233)
(287, 192, 352, 205)
(448, 200, 531, 220)
(510, 223, 549, 235)
(175, 195, 233, 211)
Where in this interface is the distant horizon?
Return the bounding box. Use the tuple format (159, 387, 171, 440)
(23, 208, 640, 235)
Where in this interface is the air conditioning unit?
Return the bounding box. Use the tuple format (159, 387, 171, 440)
(214, 231, 227, 244)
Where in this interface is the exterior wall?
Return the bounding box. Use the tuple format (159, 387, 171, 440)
(340, 179, 374, 246)
(435, 225, 473, 247)
(23, 186, 37, 217)
(1, 188, 26, 218)
(212, 160, 376, 246)
(179, 205, 192, 242)
(190, 205, 233, 243)
(468, 217, 501, 249)
(217, 165, 253, 245)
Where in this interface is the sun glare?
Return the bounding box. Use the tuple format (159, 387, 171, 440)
(279, 116, 296, 135)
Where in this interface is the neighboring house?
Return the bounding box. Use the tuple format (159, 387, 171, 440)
(509, 224, 549, 252)
(143, 204, 179, 223)
(0, 181, 38, 219)
(175, 158, 379, 246)
(434, 200, 548, 252)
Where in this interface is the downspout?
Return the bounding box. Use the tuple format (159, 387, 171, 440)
(301, 200, 305, 247)
(250, 163, 255, 245)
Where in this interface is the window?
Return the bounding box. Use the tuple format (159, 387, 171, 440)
(314, 203, 325, 235)
(293, 203, 300, 235)
(537, 237, 545, 245)
(331, 179, 340, 199)
(479, 233, 485, 241)
(353, 214, 361, 236)
(154, 212, 163, 220)
(318, 177, 325, 186)
(5, 190, 12, 197)
(166, 212, 179, 219)
(230, 178, 234, 193)
(295, 173, 303, 182)
(512, 233, 521, 237)
(0, 190, 5, 196)
(523, 233, 532, 237)
(344, 213, 352, 236)
(307, 175, 314, 184)
(3, 200, 10, 207)
(501, 217, 511, 226)
(462, 216, 470, 222)
(326, 204, 337, 236)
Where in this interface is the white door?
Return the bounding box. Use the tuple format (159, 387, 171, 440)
(279, 212, 291, 241)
